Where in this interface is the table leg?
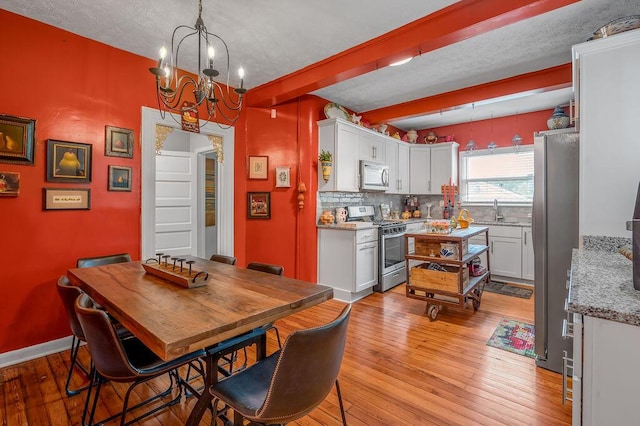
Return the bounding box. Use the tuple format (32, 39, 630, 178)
(186, 353, 214, 426)
(186, 332, 267, 425)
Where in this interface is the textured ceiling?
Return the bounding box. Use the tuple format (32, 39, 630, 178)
(3, 0, 640, 129)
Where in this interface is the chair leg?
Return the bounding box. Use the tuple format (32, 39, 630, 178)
(335, 379, 347, 426)
(65, 336, 90, 396)
(82, 367, 102, 426)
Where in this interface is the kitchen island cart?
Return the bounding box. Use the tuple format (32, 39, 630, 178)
(405, 226, 490, 320)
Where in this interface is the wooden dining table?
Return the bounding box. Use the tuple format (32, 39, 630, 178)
(67, 256, 334, 425)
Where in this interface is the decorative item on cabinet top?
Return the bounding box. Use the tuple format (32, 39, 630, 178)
(547, 106, 570, 130)
(323, 103, 350, 121)
(589, 15, 640, 40)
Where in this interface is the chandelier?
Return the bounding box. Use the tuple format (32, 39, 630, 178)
(148, 0, 246, 129)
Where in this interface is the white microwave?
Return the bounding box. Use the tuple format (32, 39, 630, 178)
(360, 160, 389, 191)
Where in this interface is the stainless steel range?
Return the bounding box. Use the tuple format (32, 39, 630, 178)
(346, 206, 406, 292)
(374, 221, 406, 292)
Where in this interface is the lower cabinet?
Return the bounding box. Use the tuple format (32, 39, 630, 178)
(318, 228, 378, 302)
(571, 313, 640, 425)
(521, 227, 534, 280)
(490, 235, 522, 278)
(469, 225, 533, 282)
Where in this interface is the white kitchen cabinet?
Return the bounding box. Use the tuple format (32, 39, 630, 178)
(409, 142, 458, 195)
(429, 143, 458, 194)
(521, 227, 534, 280)
(574, 30, 640, 238)
(359, 130, 386, 163)
(490, 226, 522, 279)
(409, 145, 431, 194)
(397, 143, 410, 194)
(318, 119, 359, 192)
(470, 225, 525, 280)
(572, 314, 640, 426)
(318, 227, 378, 302)
(386, 140, 410, 194)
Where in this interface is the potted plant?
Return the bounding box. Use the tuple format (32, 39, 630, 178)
(319, 150, 333, 182)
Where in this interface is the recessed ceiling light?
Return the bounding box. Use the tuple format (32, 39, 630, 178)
(389, 57, 412, 67)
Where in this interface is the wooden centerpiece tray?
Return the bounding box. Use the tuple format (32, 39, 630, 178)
(142, 257, 210, 288)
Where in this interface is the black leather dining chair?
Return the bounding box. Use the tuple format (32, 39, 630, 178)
(246, 262, 284, 348)
(209, 304, 351, 425)
(75, 293, 206, 426)
(210, 254, 237, 265)
(56, 253, 133, 396)
(76, 252, 131, 268)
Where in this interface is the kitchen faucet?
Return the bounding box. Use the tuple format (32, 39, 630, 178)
(493, 199, 504, 222)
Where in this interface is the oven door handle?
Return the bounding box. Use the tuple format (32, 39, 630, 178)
(382, 231, 406, 240)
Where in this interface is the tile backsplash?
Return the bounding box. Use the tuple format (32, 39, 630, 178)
(317, 192, 532, 223)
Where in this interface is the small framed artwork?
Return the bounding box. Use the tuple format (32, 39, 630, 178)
(275, 166, 291, 188)
(248, 155, 268, 179)
(247, 192, 271, 219)
(108, 165, 132, 191)
(0, 114, 36, 165)
(46, 139, 92, 183)
(0, 172, 20, 196)
(105, 125, 134, 158)
(43, 188, 91, 210)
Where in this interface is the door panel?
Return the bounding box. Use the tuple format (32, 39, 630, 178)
(155, 151, 197, 256)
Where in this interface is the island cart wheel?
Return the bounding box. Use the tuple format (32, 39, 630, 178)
(427, 304, 439, 321)
(472, 288, 482, 311)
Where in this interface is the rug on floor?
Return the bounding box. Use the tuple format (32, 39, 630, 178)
(486, 318, 536, 358)
(483, 281, 533, 299)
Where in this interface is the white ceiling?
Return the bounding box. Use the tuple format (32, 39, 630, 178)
(3, 0, 639, 130)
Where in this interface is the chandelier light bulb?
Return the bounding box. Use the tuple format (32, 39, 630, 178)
(208, 46, 215, 60)
(238, 67, 245, 79)
(159, 46, 167, 60)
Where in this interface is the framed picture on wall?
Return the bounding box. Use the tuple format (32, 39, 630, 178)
(46, 139, 92, 183)
(0, 114, 36, 165)
(108, 165, 132, 191)
(105, 125, 134, 158)
(248, 156, 268, 179)
(247, 192, 271, 219)
(0, 171, 20, 196)
(275, 166, 290, 188)
(43, 188, 91, 210)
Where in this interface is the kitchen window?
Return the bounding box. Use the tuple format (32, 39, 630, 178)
(459, 146, 534, 205)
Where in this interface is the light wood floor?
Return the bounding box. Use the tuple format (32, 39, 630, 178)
(1, 285, 571, 425)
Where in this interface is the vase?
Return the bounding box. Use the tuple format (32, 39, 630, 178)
(406, 129, 418, 143)
(321, 161, 332, 182)
(547, 106, 570, 129)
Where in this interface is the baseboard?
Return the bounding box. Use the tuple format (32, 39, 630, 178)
(332, 287, 372, 303)
(0, 336, 73, 369)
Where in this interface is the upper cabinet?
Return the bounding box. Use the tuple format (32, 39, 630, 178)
(409, 142, 459, 195)
(318, 119, 360, 192)
(318, 118, 458, 194)
(573, 30, 640, 238)
(359, 131, 386, 163)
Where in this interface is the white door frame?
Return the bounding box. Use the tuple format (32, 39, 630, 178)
(141, 106, 234, 260)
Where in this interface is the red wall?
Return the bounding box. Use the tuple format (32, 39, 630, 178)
(418, 109, 566, 149)
(0, 10, 158, 354)
(233, 96, 325, 280)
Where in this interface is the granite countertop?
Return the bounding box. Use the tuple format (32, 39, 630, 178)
(316, 222, 377, 230)
(568, 248, 640, 326)
(473, 220, 531, 227)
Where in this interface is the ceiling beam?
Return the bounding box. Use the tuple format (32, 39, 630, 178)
(246, 0, 578, 108)
(363, 63, 573, 124)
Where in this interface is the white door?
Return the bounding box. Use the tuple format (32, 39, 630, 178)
(155, 151, 197, 256)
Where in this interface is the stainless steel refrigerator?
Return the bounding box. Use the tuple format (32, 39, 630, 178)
(533, 128, 579, 373)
